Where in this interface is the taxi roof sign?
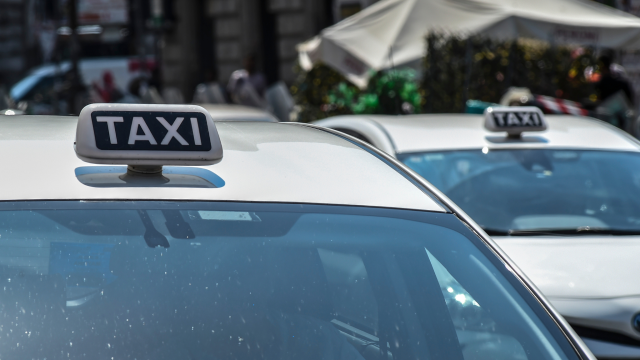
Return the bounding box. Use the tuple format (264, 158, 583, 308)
(75, 103, 223, 166)
(484, 106, 547, 137)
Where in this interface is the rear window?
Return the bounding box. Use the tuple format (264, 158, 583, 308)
(0, 201, 577, 360)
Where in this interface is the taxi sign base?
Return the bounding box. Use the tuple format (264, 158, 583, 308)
(127, 165, 163, 175)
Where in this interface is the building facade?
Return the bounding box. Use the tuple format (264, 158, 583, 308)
(162, 0, 378, 100)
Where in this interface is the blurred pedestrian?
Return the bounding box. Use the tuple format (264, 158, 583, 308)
(193, 68, 226, 104)
(243, 54, 266, 97)
(596, 54, 634, 106)
(227, 54, 268, 109)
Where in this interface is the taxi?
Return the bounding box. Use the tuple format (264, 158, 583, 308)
(315, 109, 640, 359)
(0, 104, 591, 360)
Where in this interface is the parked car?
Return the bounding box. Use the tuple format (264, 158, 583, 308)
(0, 104, 593, 360)
(315, 109, 640, 359)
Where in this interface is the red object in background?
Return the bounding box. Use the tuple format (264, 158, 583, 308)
(128, 59, 156, 72)
(93, 71, 118, 102)
(535, 95, 588, 116)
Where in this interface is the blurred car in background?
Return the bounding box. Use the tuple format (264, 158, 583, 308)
(316, 110, 640, 359)
(197, 103, 278, 122)
(9, 57, 154, 114)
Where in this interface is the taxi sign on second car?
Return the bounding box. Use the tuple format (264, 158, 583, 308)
(75, 104, 223, 166)
(484, 106, 547, 137)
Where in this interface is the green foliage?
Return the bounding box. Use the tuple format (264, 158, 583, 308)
(290, 64, 423, 122)
(422, 33, 598, 113)
(290, 64, 353, 123)
(330, 69, 422, 115)
(291, 34, 596, 119)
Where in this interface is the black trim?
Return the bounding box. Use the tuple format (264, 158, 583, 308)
(332, 127, 372, 144)
(571, 324, 640, 348)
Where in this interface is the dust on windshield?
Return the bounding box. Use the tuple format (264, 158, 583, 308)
(0, 201, 574, 360)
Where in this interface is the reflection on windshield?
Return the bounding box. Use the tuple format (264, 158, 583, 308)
(400, 149, 640, 234)
(0, 201, 574, 360)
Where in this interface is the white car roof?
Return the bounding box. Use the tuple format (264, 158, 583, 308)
(0, 115, 443, 212)
(197, 104, 278, 122)
(316, 114, 640, 154)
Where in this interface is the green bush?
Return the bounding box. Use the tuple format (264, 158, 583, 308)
(290, 64, 422, 122)
(423, 33, 598, 113)
(291, 34, 597, 119)
(290, 64, 353, 123)
(330, 69, 422, 115)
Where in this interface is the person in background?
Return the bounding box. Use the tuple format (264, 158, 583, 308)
(593, 53, 635, 132)
(227, 54, 268, 109)
(243, 54, 266, 97)
(596, 54, 634, 106)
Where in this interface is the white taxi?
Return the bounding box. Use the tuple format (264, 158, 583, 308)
(0, 104, 591, 360)
(315, 109, 640, 359)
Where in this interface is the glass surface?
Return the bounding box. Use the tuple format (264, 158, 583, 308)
(0, 201, 576, 360)
(401, 149, 640, 234)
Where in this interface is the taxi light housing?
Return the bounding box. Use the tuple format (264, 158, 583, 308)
(74, 103, 223, 166)
(484, 106, 547, 138)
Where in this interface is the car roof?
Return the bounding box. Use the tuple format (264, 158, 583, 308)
(197, 104, 278, 122)
(318, 114, 640, 154)
(0, 115, 443, 212)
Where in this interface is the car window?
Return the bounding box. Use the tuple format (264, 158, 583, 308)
(0, 201, 576, 360)
(400, 149, 640, 233)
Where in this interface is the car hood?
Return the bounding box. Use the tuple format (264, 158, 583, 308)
(494, 236, 640, 299)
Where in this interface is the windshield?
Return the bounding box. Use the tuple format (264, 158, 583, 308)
(0, 201, 576, 360)
(400, 149, 640, 234)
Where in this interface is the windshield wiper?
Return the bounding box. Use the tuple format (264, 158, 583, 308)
(484, 227, 640, 236)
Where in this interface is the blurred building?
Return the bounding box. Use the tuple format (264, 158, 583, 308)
(0, 0, 378, 102)
(0, 0, 139, 86)
(0, 0, 38, 87)
(163, 0, 378, 100)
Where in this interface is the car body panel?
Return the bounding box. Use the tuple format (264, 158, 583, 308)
(313, 116, 396, 155)
(493, 236, 640, 299)
(581, 338, 640, 359)
(315, 114, 640, 154)
(0, 116, 442, 212)
(196, 104, 279, 122)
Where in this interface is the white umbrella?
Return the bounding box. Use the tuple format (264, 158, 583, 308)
(298, 0, 640, 87)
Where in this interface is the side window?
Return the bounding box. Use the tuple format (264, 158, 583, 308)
(427, 250, 529, 360)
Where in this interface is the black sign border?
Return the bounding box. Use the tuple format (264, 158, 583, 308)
(91, 110, 212, 152)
